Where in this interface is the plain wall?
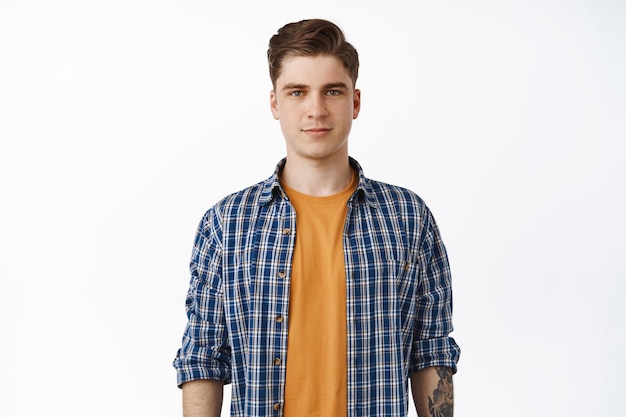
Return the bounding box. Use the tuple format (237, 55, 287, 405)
(1, 1, 624, 416)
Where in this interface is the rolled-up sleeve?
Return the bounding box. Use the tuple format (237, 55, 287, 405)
(173, 209, 231, 387)
(410, 209, 460, 374)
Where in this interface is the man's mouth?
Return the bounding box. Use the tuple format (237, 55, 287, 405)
(302, 127, 333, 136)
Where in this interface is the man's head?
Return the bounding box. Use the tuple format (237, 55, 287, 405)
(267, 19, 359, 89)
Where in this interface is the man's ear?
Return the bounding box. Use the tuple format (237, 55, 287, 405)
(270, 90, 279, 120)
(353, 89, 361, 119)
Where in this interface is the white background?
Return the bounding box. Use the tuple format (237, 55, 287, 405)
(1, 0, 624, 416)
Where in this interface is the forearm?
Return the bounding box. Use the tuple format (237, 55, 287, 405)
(410, 366, 454, 417)
(182, 379, 224, 417)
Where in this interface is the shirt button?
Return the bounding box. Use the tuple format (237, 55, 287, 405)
(283, 228, 291, 235)
(273, 358, 282, 366)
(403, 262, 410, 271)
(273, 403, 281, 411)
(276, 316, 284, 323)
(278, 271, 286, 278)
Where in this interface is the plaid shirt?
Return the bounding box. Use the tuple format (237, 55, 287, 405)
(173, 158, 460, 417)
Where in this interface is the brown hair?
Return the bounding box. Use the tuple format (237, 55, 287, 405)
(267, 19, 359, 88)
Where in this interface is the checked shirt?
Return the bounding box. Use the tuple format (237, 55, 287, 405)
(173, 158, 460, 417)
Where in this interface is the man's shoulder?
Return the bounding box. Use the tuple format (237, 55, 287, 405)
(364, 177, 428, 210)
(207, 178, 272, 216)
(363, 178, 439, 240)
(195, 178, 272, 235)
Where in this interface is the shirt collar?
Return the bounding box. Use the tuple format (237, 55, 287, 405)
(259, 157, 379, 208)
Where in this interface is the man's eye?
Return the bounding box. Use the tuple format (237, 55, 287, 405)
(327, 90, 341, 96)
(289, 91, 303, 97)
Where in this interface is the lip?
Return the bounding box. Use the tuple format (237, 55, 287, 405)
(302, 127, 333, 137)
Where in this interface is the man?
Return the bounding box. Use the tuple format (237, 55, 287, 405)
(173, 19, 460, 417)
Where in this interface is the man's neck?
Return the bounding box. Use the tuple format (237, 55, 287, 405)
(280, 155, 353, 197)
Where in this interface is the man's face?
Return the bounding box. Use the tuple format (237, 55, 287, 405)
(270, 55, 360, 164)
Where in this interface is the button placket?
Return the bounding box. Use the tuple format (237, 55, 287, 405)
(272, 206, 294, 415)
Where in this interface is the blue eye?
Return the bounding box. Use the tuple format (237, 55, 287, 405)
(290, 91, 303, 97)
(327, 90, 341, 96)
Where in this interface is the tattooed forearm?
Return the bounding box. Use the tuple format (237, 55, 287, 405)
(427, 367, 454, 417)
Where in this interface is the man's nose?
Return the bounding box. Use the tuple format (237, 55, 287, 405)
(307, 94, 328, 118)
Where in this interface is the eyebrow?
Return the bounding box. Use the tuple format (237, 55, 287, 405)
(281, 82, 350, 91)
(281, 83, 307, 91)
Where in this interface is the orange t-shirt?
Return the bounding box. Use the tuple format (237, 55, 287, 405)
(281, 172, 357, 417)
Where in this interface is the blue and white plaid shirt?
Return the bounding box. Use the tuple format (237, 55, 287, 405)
(173, 158, 460, 417)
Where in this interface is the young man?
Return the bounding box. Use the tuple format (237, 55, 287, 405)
(173, 19, 460, 417)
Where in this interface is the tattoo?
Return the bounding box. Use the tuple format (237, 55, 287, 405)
(427, 367, 454, 417)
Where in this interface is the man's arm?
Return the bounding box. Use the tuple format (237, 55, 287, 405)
(411, 366, 454, 417)
(182, 379, 224, 417)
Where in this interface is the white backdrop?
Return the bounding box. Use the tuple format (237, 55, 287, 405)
(1, 1, 624, 416)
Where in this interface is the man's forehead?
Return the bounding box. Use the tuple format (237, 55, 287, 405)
(275, 55, 353, 88)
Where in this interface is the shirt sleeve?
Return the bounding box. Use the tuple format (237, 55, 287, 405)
(173, 208, 232, 387)
(410, 207, 461, 374)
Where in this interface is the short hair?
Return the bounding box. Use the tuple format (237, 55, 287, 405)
(267, 19, 359, 88)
